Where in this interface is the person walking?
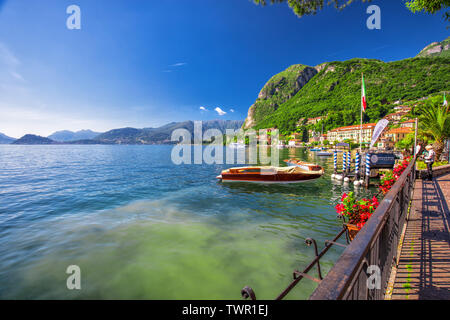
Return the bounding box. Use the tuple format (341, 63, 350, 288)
(424, 145, 436, 181)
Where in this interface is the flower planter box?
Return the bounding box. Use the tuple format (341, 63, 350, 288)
(345, 223, 361, 241)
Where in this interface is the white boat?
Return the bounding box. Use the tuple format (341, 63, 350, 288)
(228, 142, 246, 149)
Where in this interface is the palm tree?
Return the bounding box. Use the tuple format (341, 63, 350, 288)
(416, 100, 450, 160)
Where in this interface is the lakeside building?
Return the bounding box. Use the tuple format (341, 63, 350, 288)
(306, 116, 325, 125)
(384, 110, 410, 124)
(377, 137, 395, 150)
(308, 130, 320, 143)
(296, 118, 305, 127)
(386, 127, 414, 143)
(289, 132, 303, 140)
(327, 123, 376, 143)
(288, 139, 302, 147)
(394, 105, 411, 111)
(400, 119, 416, 128)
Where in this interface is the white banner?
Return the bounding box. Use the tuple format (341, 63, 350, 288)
(370, 119, 389, 148)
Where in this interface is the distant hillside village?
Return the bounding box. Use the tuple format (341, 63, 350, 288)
(263, 103, 418, 150)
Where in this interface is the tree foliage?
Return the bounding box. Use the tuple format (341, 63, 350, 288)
(406, 0, 450, 21)
(415, 99, 450, 158)
(254, 0, 450, 21)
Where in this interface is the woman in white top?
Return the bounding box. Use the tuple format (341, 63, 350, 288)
(424, 145, 436, 181)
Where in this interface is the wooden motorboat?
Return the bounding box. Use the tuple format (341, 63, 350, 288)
(217, 165, 324, 183)
(283, 159, 324, 172)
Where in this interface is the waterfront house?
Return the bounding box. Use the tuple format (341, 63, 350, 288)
(327, 123, 376, 143)
(386, 127, 414, 142)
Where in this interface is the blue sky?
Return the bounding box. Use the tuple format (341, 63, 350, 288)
(0, 0, 448, 137)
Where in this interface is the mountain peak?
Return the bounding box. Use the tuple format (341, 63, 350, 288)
(243, 64, 318, 129)
(48, 129, 102, 142)
(416, 36, 450, 58)
(12, 134, 57, 145)
(0, 132, 16, 144)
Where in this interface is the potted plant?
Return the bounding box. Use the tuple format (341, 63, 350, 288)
(335, 192, 380, 241)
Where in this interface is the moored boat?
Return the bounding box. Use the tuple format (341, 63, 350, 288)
(228, 142, 246, 149)
(283, 159, 323, 172)
(217, 165, 324, 183)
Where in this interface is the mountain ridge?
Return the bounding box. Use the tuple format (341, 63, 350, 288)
(48, 129, 102, 142)
(11, 120, 245, 145)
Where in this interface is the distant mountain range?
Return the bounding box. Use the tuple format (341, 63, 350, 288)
(0, 132, 16, 144)
(94, 120, 244, 144)
(47, 130, 102, 142)
(8, 120, 245, 145)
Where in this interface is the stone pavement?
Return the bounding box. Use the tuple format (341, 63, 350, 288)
(391, 173, 450, 299)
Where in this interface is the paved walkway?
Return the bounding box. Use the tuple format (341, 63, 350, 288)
(391, 173, 450, 299)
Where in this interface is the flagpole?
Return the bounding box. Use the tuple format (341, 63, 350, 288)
(414, 117, 418, 157)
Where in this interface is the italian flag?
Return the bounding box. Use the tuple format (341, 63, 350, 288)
(361, 73, 367, 112)
(444, 93, 448, 106)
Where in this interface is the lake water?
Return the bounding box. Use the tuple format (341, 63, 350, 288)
(0, 145, 374, 299)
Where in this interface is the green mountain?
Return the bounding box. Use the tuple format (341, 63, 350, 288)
(243, 64, 318, 129)
(12, 134, 58, 145)
(244, 39, 450, 134)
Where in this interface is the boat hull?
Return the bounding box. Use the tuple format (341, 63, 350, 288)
(217, 166, 323, 183)
(217, 174, 322, 183)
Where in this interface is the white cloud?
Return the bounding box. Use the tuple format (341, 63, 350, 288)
(169, 62, 187, 67)
(214, 107, 227, 116)
(0, 42, 20, 67)
(199, 106, 207, 111)
(0, 42, 24, 82)
(230, 109, 235, 113)
(10, 71, 24, 81)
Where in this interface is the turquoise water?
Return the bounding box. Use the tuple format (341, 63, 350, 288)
(0, 145, 374, 299)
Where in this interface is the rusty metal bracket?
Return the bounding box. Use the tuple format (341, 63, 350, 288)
(325, 240, 348, 248)
(241, 286, 256, 300)
(305, 238, 323, 280)
(293, 270, 322, 283)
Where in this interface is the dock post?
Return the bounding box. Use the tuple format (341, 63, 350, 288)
(346, 151, 351, 175)
(333, 151, 337, 174)
(365, 153, 371, 188)
(355, 152, 360, 180)
(342, 152, 347, 178)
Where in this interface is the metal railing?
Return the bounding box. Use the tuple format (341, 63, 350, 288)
(309, 154, 417, 300)
(241, 227, 350, 300)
